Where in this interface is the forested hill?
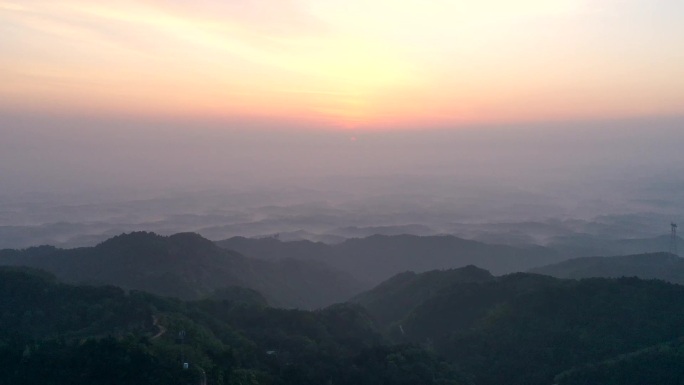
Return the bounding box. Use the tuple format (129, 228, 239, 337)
(0, 232, 362, 309)
(351, 265, 494, 327)
(0, 267, 466, 385)
(354, 268, 684, 385)
(6, 264, 684, 384)
(529, 252, 684, 283)
(218, 234, 562, 284)
(553, 337, 684, 385)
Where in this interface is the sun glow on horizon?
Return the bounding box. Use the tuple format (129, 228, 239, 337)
(1, 0, 683, 129)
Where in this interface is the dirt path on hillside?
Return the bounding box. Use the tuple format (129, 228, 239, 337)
(151, 315, 167, 340)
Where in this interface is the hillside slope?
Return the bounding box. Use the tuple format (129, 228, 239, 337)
(548, 235, 683, 259)
(529, 252, 684, 283)
(350, 265, 494, 327)
(218, 234, 562, 284)
(354, 268, 684, 385)
(0, 232, 362, 308)
(0, 267, 465, 385)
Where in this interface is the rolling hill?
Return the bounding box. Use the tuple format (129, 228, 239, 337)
(547, 234, 682, 259)
(0, 267, 464, 385)
(350, 265, 494, 327)
(529, 252, 684, 283)
(353, 267, 684, 385)
(218, 234, 563, 285)
(0, 232, 362, 309)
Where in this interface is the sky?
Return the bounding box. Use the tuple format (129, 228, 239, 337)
(1, 0, 684, 206)
(2, 0, 684, 129)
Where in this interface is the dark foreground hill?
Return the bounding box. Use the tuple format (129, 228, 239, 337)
(218, 234, 562, 285)
(0, 267, 465, 385)
(529, 252, 684, 283)
(0, 232, 362, 309)
(351, 265, 494, 327)
(353, 266, 684, 385)
(553, 337, 684, 385)
(6, 264, 684, 384)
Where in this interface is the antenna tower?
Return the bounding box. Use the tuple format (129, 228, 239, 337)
(671, 223, 678, 256)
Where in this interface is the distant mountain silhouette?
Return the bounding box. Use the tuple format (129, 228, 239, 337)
(218, 234, 562, 285)
(0, 232, 362, 308)
(529, 252, 684, 283)
(245, 224, 438, 244)
(548, 234, 683, 258)
(330, 224, 438, 238)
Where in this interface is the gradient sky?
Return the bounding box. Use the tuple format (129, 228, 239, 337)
(1, 0, 683, 129)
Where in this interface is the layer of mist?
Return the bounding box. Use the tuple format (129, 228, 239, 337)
(1, 114, 683, 249)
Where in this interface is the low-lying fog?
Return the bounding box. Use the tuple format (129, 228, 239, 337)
(1, 113, 683, 249)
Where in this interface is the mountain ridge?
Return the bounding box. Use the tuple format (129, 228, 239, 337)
(529, 252, 684, 284)
(218, 233, 563, 285)
(0, 231, 362, 309)
(351, 267, 684, 385)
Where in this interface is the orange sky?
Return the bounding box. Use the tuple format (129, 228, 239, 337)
(1, 0, 683, 129)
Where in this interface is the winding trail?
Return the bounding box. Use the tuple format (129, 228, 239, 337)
(151, 315, 167, 340)
(198, 367, 207, 385)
